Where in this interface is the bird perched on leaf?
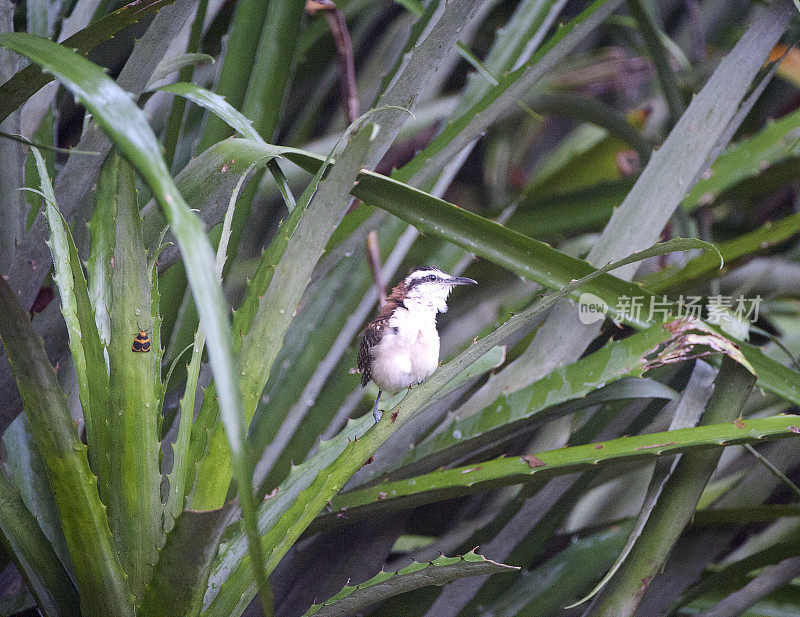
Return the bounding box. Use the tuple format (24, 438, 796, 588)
(357, 267, 477, 423)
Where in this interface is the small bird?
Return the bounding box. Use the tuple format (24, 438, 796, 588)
(357, 267, 477, 423)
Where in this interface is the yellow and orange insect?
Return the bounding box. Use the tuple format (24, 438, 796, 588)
(132, 328, 151, 353)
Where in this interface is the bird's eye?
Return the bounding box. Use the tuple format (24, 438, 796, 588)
(426, 275, 436, 282)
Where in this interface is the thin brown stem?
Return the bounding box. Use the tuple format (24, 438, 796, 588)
(307, 0, 359, 123)
(366, 230, 385, 307)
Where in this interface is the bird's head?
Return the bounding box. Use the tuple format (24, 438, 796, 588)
(401, 267, 477, 313)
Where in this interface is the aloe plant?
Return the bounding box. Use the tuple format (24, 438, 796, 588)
(1, 1, 800, 616)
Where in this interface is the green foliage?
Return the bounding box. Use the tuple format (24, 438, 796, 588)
(1, 2, 800, 617)
(302, 551, 518, 617)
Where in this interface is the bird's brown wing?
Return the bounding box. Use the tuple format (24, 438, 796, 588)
(357, 316, 388, 388)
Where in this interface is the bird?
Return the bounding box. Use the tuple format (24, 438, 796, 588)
(357, 267, 477, 423)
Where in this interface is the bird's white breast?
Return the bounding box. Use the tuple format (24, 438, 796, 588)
(369, 306, 440, 393)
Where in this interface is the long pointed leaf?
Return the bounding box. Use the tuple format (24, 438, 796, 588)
(106, 154, 162, 599)
(0, 278, 134, 616)
(0, 32, 269, 615)
(140, 505, 237, 617)
(34, 147, 113, 507)
(0, 468, 80, 617)
(312, 415, 800, 529)
(0, 0, 178, 124)
(3, 415, 72, 579)
(301, 551, 518, 617)
(190, 120, 375, 510)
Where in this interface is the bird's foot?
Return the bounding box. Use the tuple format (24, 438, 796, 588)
(373, 391, 383, 424)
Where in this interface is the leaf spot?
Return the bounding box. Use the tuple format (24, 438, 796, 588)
(522, 454, 546, 468)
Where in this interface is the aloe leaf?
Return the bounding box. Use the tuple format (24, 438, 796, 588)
(314, 415, 800, 528)
(591, 357, 755, 617)
(2, 415, 72, 577)
(164, 168, 251, 533)
(261, 341, 507, 490)
(483, 524, 632, 617)
(301, 550, 518, 617)
(145, 53, 214, 90)
(140, 504, 237, 617)
(118, 0, 196, 95)
(240, 0, 306, 138)
(0, 33, 270, 607)
(683, 107, 800, 212)
(157, 83, 262, 142)
(641, 211, 800, 293)
(203, 414, 375, 617)
(201, 240, 717, 615)
(34, 146, 112, 505)
(398, 324, 677, 475)
(0, 468, 80, 617)
(106, 154, 162, 600)
(0, 278, 134, 615)
(86, 151, 116, 349)
(0, 0, 177, 124)
(190, 120, 375, 510)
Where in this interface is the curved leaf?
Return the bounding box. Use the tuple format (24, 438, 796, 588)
(302, 550, 518, 617)
(140, 504, 237, 617)
(146, 53, 214, 90)
(106, 155, 161, 599)
(157, 82, 262, 142)
(683, 107, 800, 212)
(0, 469, 80, 617)
(0, 278, 134, 616)
(400, 324, 676, 476)
(165, 167, 252, 533)
(314, 415, 800, 529)
(0, 32, 268, 612)
(33, 146, 112, 503)
(641, 212, 800, 293)
(0, 0, 177, 123)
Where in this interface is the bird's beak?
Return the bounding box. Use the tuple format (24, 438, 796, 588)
(448, 277, 477, 286)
